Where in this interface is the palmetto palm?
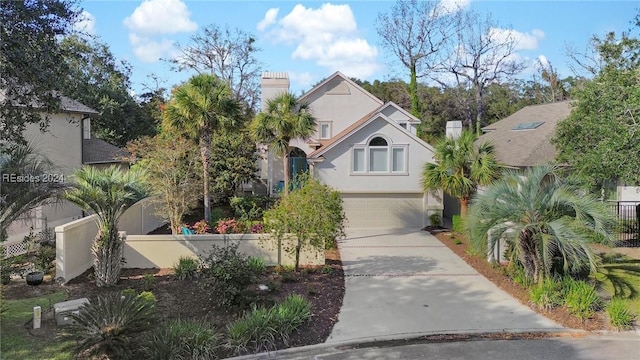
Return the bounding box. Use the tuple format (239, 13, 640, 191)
(250, 92, 316, 195)
(421, 130, 501, 217)
(466, 165, 615, 283)
(0, 143, 66, 242)
(163, 74, 240, 221)
(65, 166, 149, 287)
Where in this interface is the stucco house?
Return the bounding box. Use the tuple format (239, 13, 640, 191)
(258, 71, 442, 229)
(4, 95, 127, 245)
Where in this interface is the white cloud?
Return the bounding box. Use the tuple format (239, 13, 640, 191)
(124, 0, 197, 63)
(289, 71, 315, 90)
(259, 3, 380, 79)
(436, 0, 471, 15)
(537, 54, 549, 69)
(74, 10, 96, 35)
(123, 0, 197, 35)
(129, 34, 177, 64)
(257, 8, 279, 32)
(489, 28, 545, 51)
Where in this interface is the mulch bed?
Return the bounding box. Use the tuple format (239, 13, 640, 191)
(3, 249, 345, 350)
(428, 228, 608, 331)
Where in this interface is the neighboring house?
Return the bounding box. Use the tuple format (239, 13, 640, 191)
(258, 72, 442, 229)
(5, 95, 127, 245)
(476, 100, 640, 202)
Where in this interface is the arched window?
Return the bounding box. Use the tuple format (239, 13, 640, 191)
(352, 135, 407, 174)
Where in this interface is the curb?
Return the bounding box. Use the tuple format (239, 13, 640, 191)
(224, 327, 579, 360)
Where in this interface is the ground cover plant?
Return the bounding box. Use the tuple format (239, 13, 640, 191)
(1, 247, 345, 359)
(431, 227, 639, 331)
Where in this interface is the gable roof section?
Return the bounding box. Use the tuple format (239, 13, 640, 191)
(477, 101, 572, 167)
(61, 95, 98, 114)
(83, 138, 129, 164)
(309, 103, 434, 159)
(299, 71, 383, 106)
(380, 101, 421, 124)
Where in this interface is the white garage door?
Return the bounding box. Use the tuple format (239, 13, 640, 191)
(341, 193, 425, 229)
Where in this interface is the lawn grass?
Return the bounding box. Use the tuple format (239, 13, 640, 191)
(0, 292, 74, 360)
(592, 253, 640, 315)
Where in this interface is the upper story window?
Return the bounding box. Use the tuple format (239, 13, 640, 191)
(352, 135, 407, 175)
(319, 122, 332, 139)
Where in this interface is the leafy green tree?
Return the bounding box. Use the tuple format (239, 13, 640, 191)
(554, 24, 640, 188)
(209, 131, 258, 204)
(0, 0, 80, 145)
(65, 166, 150, 287)
(0, 143, 66, 242)
(264, 175, 345, 271)
(250, 92, 316, 196)
(126, 135, 200, 235)
(163, 74, 240, 221)
(59, 35, 157, 147)
(466, 165, 615, 283)
(421, 131, 501, 217)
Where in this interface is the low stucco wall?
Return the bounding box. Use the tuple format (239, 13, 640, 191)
(55, 197, 166, 282)
(123, 234, 324, 269)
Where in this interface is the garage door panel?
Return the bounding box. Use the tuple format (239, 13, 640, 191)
(342, 193, 424, 228)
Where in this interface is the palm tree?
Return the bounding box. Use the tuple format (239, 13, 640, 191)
(421, 130, 501, 217)
(65, 166, 150, 287)
(466, 165, 616, 283)
(0, 143, 65, 242)
(250, 92, 316, 195)
(163, 74, 240, 221)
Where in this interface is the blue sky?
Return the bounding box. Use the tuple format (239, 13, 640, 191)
(77, 0, 640, 96)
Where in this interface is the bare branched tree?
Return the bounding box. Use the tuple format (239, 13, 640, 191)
(443, 11, 526, 134)
(376, 0, 458, 117)
(169, 24, 262, 115)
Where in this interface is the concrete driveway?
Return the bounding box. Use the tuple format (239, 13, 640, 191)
(326, 228, 565, 344)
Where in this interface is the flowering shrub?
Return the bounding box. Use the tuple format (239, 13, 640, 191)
(192, 220, 211, 234)
(250, 223, 264, 234)
(215, 219, 239, 234)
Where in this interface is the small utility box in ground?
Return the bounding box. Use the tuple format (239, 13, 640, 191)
(54, 298, 89, 326)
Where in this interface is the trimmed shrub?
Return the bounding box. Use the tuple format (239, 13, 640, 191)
(230, 196, 272, 222)
(226, 294, 311, 355)
(174, 256, 200, 280)
(564, 279, 601, 321)
(199, 241, 261, 308)
(60, 292, 158, 359)
(606, 298, 636, 330)
(140, 318, 223, 359)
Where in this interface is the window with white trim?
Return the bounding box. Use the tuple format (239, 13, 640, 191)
(319, 122, 332, 139)
(352, 136, 408, 174)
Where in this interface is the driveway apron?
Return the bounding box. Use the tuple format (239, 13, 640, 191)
(326, 228, 564, 343)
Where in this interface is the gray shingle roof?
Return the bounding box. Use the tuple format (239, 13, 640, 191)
(477, 101, 572, 167)
(83, 138, 129, 164)
(60, 95, 98, 114)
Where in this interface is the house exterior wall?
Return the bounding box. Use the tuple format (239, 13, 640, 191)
(6, 112, 85, 243)
(304, 77, 382, 137)
(313, 118, 434, 194)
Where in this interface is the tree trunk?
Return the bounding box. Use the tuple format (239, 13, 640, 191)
(200, 132, 212, 221)
(92, 229, 124, 287)
(409, 61, 420, 117)
(518, 232, 538, 283)
(283, 151, 290, 196)
(460, 197, 470, 218)
(475, 86, 484, 136)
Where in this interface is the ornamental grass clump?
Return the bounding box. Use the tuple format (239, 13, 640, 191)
(564, 279, 601, 321)
(140, 318, 223, 359)
(226, 294, 311, 355)
(606, 298, 636, 330)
